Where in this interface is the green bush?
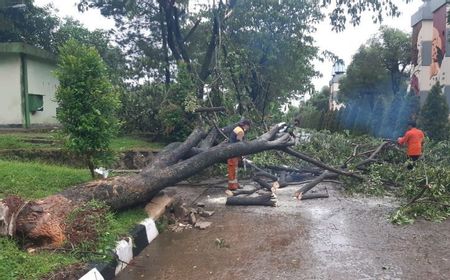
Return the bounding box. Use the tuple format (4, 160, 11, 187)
(55, 39, 120, 177)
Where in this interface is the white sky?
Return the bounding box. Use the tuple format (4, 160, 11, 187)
(35, 0, 423, 90)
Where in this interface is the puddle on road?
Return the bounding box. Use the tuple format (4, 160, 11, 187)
(116, 186, 450, 280)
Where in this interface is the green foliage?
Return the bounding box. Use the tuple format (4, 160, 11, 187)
(419, 83, 450, 141)
(54, 18, 126, 83)
(118, 84, 164, 135)
(157, 63, 197, 141)
(308, 87, 330, 112)
(294, 105, 323, 130)
(55, 39, 120, 176)
(371, 26, 412, 95)
(0, 1, 59, 52)
(339, 45, 390, 103)
(224, 0, 321, 115)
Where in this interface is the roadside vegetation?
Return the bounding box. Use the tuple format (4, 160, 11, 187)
(0, 142, 148, 280)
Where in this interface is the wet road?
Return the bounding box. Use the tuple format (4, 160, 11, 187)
(115, 184, 450, 280)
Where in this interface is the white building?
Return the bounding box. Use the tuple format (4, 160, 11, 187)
(0, 42, 59, 128)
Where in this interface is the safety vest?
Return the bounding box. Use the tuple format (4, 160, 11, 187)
(230, 126, 244, 143)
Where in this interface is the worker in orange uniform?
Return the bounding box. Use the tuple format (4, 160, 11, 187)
(397, 121, 425, 169)
(227, 119, 251, 190)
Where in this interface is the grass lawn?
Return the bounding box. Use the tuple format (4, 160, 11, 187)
(0, 132, 165, 152)
(110, 136, 165, 151)
(0, 160, 148, 280)
(0, 160, 91, 199)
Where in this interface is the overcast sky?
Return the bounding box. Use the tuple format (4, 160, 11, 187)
(34, 0, 423, 90)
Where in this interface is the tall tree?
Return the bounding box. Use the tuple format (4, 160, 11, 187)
(419, 83, 449, 141)
(371, 26, 411, 95)
(222, 0, 321, 118)
(338, 45, 390, 108)
(54, 18, 126, 84)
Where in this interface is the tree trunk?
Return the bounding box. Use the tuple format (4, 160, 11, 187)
(0, 124, 293, 248)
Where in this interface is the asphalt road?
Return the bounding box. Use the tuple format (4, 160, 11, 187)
(115, 183, 450, 280)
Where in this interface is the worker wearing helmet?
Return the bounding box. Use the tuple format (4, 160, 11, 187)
(227, 119, 251, 190)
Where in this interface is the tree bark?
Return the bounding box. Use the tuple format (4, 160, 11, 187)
(0, 124, 293, 248)
(226, 193, 276, 207)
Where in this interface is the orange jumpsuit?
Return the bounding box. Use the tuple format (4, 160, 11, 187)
(398, 127, 425, 157)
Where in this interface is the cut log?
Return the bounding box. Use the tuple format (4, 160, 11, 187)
(226, 193, 277, 207)
(294, 171, 338, 198)
(230, 188, 262, 196)
(300, 193, 329, 200)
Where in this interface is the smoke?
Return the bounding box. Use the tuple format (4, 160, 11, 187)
(338, 94, 420, 139)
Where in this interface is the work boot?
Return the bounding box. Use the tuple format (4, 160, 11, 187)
(228, 182, 239, 191)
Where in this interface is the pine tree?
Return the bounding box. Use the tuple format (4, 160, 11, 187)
(419, 83, 449, 141)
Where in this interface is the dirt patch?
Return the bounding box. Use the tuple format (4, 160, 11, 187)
(40, 263, 90, 280)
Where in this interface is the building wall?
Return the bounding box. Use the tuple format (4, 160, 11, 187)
(26, 56, 58, 125)
(0, 53, 22, 125)
(411, 1, 450, 107)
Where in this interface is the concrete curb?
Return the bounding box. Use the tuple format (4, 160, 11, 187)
(78, 218, 159, 280)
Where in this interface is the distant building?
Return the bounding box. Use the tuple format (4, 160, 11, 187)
(329, 60, 346, 111)
(410, 0, 450, 106)
(0, 43, 59, 128)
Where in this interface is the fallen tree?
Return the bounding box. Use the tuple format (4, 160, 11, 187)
(0, 124, 293, 248)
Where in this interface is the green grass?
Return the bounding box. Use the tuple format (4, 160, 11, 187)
(0, 133, 160, 279)
(0, 135, 40, 150)
(0, 160, 91, 199)
(0, 132, 59, 150)
(0, 238, 79, 280)
(110, 136, 165, 151)
(0, 132, 165, 152)
(0, 159, 149, 280)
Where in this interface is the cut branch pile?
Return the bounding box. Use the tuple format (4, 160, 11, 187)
(225, 140, 396, 205)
